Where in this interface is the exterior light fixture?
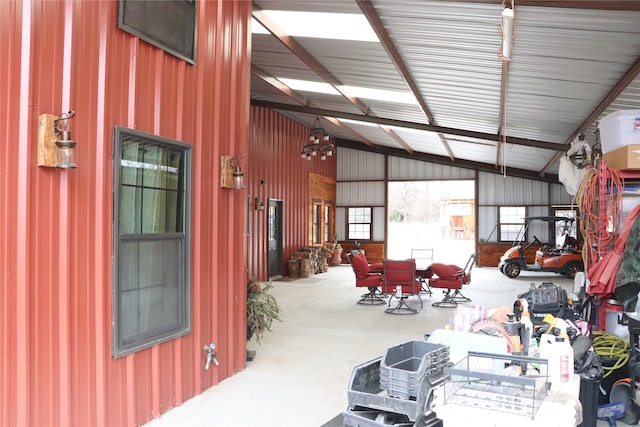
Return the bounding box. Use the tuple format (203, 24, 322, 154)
(54, 111, 77, 168)
(301, 116, 334, 160)
(37, 110, 77, 169)
(498, 1, 515, 61)
(220, 154, 245, 189)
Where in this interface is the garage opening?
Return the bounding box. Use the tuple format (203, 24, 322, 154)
(387, 180, 475, 266)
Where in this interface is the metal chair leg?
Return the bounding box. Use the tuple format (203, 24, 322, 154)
(357, 287, 387, 305)
(431, 289, 458, 308)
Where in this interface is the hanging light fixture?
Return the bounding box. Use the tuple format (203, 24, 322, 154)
(497, 1, 516, 176)
(301, 116, 334, 160)
(498, 1, 515, 62)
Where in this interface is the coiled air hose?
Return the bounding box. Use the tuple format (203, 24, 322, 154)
(592, 330, 629, 378)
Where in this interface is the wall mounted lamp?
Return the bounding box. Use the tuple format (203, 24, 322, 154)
(498, 2, 515, 61)
(220, 154, 245, 189)
(301, 116, 334, 160)
(37, 110, 78, 168)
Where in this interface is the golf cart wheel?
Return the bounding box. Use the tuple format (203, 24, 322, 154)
(504, 262, 521, 278)
(563, 261, 582, 278)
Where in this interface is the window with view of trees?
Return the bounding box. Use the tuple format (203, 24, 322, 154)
(112, 126, 192, 358)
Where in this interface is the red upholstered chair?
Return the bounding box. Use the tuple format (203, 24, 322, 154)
(347, 252, 385, 305)
(453, 253, 476, 301)
(381, 259, 422, 314)
(428, 253, 476, 307)
(428, 263, 464, 308)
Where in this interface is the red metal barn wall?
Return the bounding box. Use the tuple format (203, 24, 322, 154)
(0, 1, 251, 426)
(247, 106, 337, 281)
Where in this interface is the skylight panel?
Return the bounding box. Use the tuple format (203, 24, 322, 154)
(252, 12, 379, 42)
(338, 119, 379, 127)
(339, 86, 418, 105)
(278, 78, 340, 95)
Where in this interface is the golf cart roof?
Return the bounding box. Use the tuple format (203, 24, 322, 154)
(523, 216, 575, 223)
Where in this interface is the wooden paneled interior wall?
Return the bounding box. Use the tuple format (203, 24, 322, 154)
(308, 173, 336, 245)
(477, 243, 538, 267)
(341, 243, 385, 265)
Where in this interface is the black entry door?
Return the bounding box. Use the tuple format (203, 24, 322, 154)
(267, 199, 284, 279)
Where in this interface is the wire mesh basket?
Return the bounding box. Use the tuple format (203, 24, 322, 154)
(443, 351, 550, 419)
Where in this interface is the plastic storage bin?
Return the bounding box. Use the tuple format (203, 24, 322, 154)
(598, 109, 640, 153)
(347, 357, 446, 422)
(379, 341, 449, 399)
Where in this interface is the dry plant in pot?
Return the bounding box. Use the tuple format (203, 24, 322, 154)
(246, 277, 283, 345)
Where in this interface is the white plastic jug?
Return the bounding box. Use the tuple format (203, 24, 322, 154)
(539, 333, 574, 385)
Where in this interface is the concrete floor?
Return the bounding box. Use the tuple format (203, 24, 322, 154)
(142, 264, 615, 427)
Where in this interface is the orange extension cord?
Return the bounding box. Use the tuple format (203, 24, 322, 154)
(573, 161, 623, 274)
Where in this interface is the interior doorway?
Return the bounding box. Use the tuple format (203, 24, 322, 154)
(267, 199, 284, 279)
(387, 180, 475, 266)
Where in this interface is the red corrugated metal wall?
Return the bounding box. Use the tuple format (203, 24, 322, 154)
(1, 1, 252, 426)
(247, 107, 337, 281)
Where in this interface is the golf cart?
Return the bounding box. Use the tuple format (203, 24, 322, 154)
(498, 216, 584, 279)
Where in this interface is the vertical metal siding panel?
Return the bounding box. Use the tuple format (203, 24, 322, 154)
(0, 2, 14, 424)
(1, 0, 254, 426)
(32, 0, 76, 425)
(91, 1, 110, 424)
(247, 106, 336, 279)
(373, 207, 386, 241)
(1, 2, 26, 426)
(551, 183, 573, 205)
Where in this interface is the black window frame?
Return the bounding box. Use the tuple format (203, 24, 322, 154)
(118, 0, 197, 65)
(112, 126, 192, 358)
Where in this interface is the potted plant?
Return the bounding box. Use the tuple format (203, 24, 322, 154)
(246, 277, 283, 345)
(328, 235, 343, 266)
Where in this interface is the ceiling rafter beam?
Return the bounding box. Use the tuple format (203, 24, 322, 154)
(540, 55, 640, 175)
(251, 65, 308, 106)
(380, 126, 414, 154)
(324, 117, 375, 147)
(252, 5, 371, 116)
(336, 139, 560, 183)
(356, 0, 455, 161)
(251, 99, 569, 152)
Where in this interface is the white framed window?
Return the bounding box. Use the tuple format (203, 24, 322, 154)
(499, 206, 525, 242)
(348, 207, 372, 240)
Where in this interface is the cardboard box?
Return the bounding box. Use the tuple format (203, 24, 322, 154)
(603, 144, 640, 170)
